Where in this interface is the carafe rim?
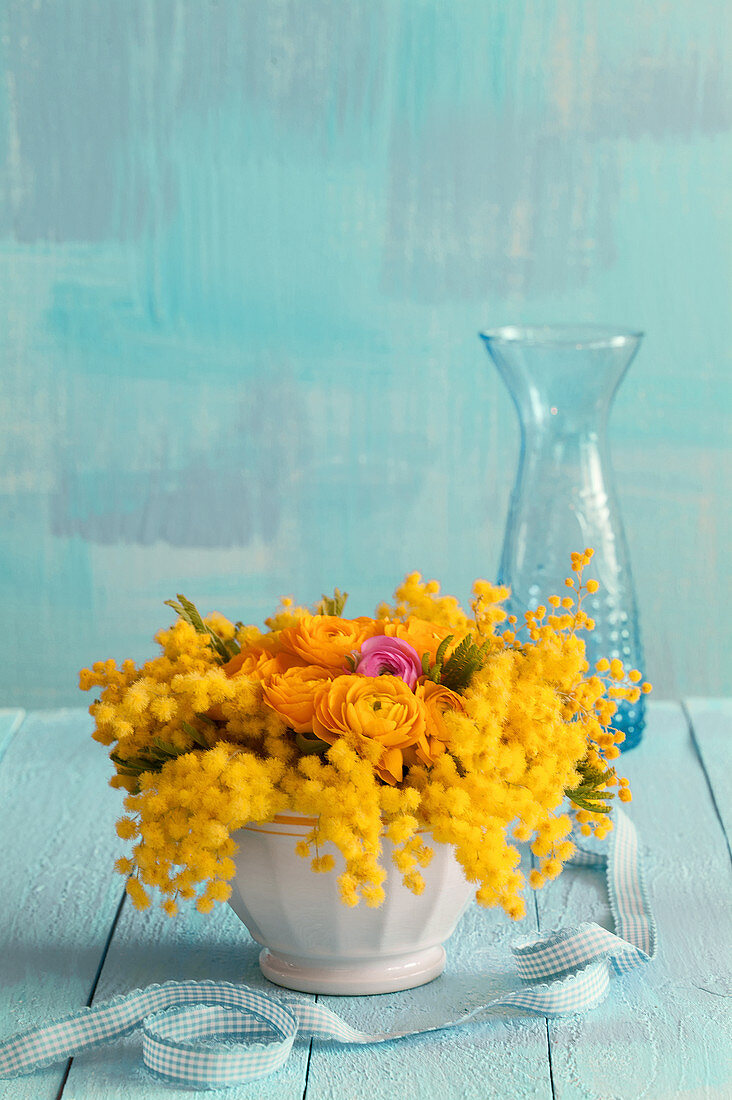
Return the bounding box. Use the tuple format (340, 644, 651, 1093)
(480, 324, 643, 350)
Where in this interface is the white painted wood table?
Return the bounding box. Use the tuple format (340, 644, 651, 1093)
(0, 701, 730, 1100)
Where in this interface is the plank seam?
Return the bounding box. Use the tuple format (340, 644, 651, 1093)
(682, 698, 732, 866)
(544, 1019, 557, 1100)
(301, 995, 317, 1100)
(53, 1054, 72, 1098)
(530, 850, 557, 1100)
(0, 710, 26, 771)
(56, 887, 128, 1100)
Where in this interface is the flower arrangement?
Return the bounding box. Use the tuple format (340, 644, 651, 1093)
(81, 549, 651, 922)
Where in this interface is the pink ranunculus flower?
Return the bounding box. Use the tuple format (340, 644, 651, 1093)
(354, 635, 423, 689)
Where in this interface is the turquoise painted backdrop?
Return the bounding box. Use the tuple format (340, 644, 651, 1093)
(0, 0, 729, 707)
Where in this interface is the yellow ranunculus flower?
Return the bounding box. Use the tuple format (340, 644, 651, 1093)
(261, 665, 334, 733)
(312, 674, 427, 784)
(409, 680, 465, 766)
(224, 645, 305, 681)
(278, 614, 382, 672)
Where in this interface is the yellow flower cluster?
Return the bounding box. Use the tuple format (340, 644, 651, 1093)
(377, 572, 473, 633)
(81, 552, 650, 920)
(117, 745, 286, 915)
(80, 618, 287, 788)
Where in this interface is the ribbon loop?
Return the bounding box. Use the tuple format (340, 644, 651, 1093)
(142, 1002, 297, 1088)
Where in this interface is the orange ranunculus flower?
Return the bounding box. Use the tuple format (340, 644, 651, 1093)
(312, 674, 426, 785)
(224, 645, 305, 681)
(278, 614, 383, 672)
(261, 665, 334, 733)
(382, 617, 462, 665)
(409, 680, 466, 767)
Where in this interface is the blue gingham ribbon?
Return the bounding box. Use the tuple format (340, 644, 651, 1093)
(0, 807, 655, 1090)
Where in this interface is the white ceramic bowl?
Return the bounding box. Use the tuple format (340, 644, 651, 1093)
(228, 813, 474, 995)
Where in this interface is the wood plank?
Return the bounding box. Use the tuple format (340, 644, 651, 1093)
(305, 850, 553, 1100)
(6, 701, 727, 1097)
(1, 708, 311, 1099)
(0, 709, 127, 1100)
(0, 709, 25, 766)
(60, 893, 314, 1099)
(684, 697, 732, 856)
(536, 700, 732, 1100)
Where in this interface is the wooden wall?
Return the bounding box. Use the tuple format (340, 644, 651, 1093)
(0, 0, 729, 705)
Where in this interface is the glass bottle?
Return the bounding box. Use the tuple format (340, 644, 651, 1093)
(480, 325, 645, 750)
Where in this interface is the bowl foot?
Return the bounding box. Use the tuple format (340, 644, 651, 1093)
(259, 944, 446, 995)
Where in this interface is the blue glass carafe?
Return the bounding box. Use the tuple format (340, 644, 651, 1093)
(480, 325, 645, 750)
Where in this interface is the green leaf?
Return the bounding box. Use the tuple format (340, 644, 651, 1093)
(110, 726, 206, 783)
(164, 594, 239, 663)
(110, 752, 135, 770)
(151, 738, 180, 755)
(570, 797, 613, 814)
(434, 634, 453, 670)
(439, 634, 491, 693)
(180, 721, 210, 750)
(421, 635, 456, 684)
(316, 588, 349, 616)
(178, 594, 207, 633)
(295, 732, 330, 756)
(566, 755, 617, 815)
(448, 752, 467, 778)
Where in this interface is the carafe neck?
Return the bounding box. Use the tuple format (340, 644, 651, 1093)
(481, 325, 642, 437)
